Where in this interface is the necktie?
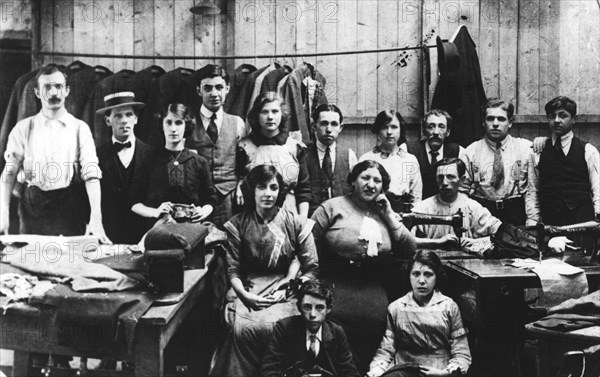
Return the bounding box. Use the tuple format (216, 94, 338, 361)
(113, 141, 132, 151)
(308, 334, 318, 358)
(430, 150, 439, 166)
(322, 147, 333, 195)
(554, 135, 564, 157)
(490, 142, 505, 190)
(207, 113, 218, 144)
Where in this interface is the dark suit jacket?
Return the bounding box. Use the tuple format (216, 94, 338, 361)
(97, 138, 154, 244)
(261, 316, 360, 377)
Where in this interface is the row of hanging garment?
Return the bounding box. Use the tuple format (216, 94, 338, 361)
(0, 60, 329, 169)
(225, 61, 329, 143)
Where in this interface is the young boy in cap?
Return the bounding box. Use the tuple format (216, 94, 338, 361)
(96, 91, 154, 244)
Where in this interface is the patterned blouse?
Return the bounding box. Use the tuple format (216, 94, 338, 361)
(223, 207, 319, 281)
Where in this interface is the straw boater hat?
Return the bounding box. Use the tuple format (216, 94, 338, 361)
(96, 92, 145, 114)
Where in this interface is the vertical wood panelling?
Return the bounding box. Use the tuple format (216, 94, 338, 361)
(234, 0, 257, 68)
(377, 0, 398, 112)
(53, 0, 73, 67)
(296, 0, 317, 67)
(517, 0, 540, 115)
(154, 0, 174, 71)
(577, 0, 600, 114)
(274, 0, 297, 70)
(133, 0, 155, 71)
(34, 0, 600, 122)
(174, 0, 194, 69)
(194, 0, 216, 69)
(538, 0, 560, 110)
(479, 0, 499, 99)
(335, 0, 357, 117)
(114, 1, 135, 71)
(559, 1, 580, 104)
(73, 2, 93, 67)
(498, 0, 518, 104)
(398, 0, 423, 118)
(94, 0, 114, 70)
(39, 0, 55, 65)
(253, 0, 275, 69)
(315, 0, 337, 105)
(355, 0, 378, 117)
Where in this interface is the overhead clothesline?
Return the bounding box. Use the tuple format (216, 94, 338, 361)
(36, 44, 440, 60)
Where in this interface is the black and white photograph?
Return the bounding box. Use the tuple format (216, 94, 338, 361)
(1, 1, 599, 376)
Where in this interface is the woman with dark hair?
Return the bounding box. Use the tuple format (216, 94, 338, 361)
(236, 92, 311, 217)
(130, 103, 217, 230)
(311, 160, 416, 373)
(367, 250, 471, 377)
(209, 164, 319, 377)
(360, 110, 423, 212)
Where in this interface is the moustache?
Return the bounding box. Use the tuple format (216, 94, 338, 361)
(48, 97, 61, 103)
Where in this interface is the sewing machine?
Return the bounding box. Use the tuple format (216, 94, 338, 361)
(526, 221, 600, 262)
(402, 209, 465, 246)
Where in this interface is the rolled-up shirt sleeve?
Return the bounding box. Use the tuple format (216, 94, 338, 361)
(77, 121, 102, 181)
(585, 144, 600, 215)
(3, 120, 27, 168)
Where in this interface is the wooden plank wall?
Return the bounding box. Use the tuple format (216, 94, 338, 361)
(29, 0, 600, 149)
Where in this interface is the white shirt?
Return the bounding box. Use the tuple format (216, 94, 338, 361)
(424, 142, 466, 165)
(111, 134, 136, 168)
(200, 105, 224, 133)
(305, 326, 322, 356)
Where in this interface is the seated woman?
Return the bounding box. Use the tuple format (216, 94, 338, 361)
(130, 103, 216, 232)
(209, 164, 319, 377)
(311, 160, 417, 373)
(237, 92, 311, 217)
(359, 110, 422, 212)
(367, 250, 471, 377)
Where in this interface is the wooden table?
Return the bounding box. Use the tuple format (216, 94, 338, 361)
(446, 253, 600, 376)
(1, 250, 218, 377)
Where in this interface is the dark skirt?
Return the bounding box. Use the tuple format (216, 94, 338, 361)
(321, 256, 410, 374)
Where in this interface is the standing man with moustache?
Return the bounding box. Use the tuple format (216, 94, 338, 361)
(305, 104, 357, 216)
(186, 65, 246, 227)
(1, 65, 110, 242)
(462, 99, 535, 225)
(407, 109, 464, 200)
(96, 92, 154, 244)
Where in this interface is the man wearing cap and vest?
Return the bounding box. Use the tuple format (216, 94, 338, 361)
(305, 104, 357, 217)
(461, 99, 535, 225)
(0, 65, 110, 242)
(96, 92, 154, 244)
(186, 65, 246, 227)
(407, 109, 465, 200)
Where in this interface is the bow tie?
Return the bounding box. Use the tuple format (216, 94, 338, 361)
(113, 141, 132, 151)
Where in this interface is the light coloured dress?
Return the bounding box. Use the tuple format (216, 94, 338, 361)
(368, 290, 471, 377)
(209, 207, 318, 377)
(359, 145, 423, 202)
(238, 132, 311, 213)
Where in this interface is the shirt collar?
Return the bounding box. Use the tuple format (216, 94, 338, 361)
(484, 134, 511, 150)
(400, 289, 446, 307)
(306, 325, 323, 342)
(111, 134, 136, 145)
(200, 105, 223, 120)
(38, 109, 72, 126)
(425, 141, 443, 156)
(316, 139, 335, 153)
(373, 144, 402, 156)
(552, 131, 573, 145)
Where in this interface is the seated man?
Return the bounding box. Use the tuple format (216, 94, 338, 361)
(261, 280, 360, 377)
(412, 158, 502, 249)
